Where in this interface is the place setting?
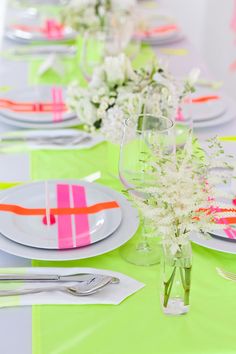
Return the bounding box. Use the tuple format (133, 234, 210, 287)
(0, 85, 81, 129)
(0, 179, 139, 261)
(134, 6, 184, 45)
(190, 87, 236, 129)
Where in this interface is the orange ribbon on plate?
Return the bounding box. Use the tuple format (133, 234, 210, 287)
(0, 201, 119, 216)
(192, 95, 220, 103)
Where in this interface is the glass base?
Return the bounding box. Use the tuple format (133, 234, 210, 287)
(120, 240, 161, 266)
(162, 297, 189, 316)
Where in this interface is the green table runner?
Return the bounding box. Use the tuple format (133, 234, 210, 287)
(31, 147, 236, 354)
(24, 43, 236, 353)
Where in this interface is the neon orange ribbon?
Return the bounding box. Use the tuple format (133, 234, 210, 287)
(186, 95, 220, 104)
(0, 201, 119, 216)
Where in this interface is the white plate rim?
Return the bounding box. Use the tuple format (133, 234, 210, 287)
(190, 232, 236, 254)
(0, 113, 80, 129)
(0, 180, 139, 260)
(0, 180, 123, 250)
(6, 27, 77, 43)
(194, 96, 236, 129)
(0, 86, 76, 123)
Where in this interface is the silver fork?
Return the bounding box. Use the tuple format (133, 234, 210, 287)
(0, 275, 119, 297)
(216, 267, 236, 282)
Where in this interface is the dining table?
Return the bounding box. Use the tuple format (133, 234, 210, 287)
(0, 1, 236, 354)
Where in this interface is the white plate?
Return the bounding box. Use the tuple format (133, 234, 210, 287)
(207, 184, 236, 241)
(190, 232, 236, 254)
(0, 180, 139, 260)
(135, 13, 182, 45)
(141, 31, 184, 46)
(0, 86, 76, 124)
(190, 89, 227, 122)
(0, 181, 122, 250)
(191, 183, 236, 254)
(6, 26, 76, 43)
(0, 112, 79, 129)
(194, 95, 236, 129)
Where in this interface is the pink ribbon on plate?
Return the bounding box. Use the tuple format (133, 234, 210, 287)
(42, 19, 64, 39)
(56, 184, 91, 249)
(52, 87, 64, 122)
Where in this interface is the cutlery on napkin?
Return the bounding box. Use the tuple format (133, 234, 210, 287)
(9, 45, 76, 56)
(0, 268, 145, 307)
(0, 130, 105, 150)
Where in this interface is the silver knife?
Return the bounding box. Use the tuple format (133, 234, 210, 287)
(0, 273, 120, 283)
(0, 133, 83, 142)
(10, 45, 77, 56)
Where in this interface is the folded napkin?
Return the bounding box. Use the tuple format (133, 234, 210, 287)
(0, 267, 145, 308)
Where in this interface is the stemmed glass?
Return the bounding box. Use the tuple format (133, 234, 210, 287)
(119, 114, 176, 266)
(175, 85, 193, 148)
(80, 15, 139, 82)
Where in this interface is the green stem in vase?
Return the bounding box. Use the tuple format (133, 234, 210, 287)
(163, 266, 176, 308)
(184, 266, 192, 306)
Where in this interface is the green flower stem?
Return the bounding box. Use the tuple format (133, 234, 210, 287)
(163, 266, 176, 308)
(184, 267, 192, 306)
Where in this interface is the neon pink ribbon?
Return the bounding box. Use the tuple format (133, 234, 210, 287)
(211, 205, 236, 240)
(52, 87, 64, 122)
(57, 184, 73, 249)
(42, 20, 64, 39)
(72, 185, 91, 248)
(56, 184, 91, 249)
(176, 107, 185, 121)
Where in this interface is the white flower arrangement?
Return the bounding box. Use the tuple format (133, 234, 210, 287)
(67, 53, 196, 143)
(61, 0, 136, 32)
(131, 135, 235, 255)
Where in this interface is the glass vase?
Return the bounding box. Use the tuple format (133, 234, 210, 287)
(161, 241, 192, 315)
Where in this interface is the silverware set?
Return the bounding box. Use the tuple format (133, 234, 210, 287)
(0, 133, 91, 147)
(0, 272, 120, 297)
(9, 45, 77, 57)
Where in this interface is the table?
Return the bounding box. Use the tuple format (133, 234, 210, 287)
(0, 2, 236, 354)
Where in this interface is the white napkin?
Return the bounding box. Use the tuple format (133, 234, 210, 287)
(0, 267, 145, 308)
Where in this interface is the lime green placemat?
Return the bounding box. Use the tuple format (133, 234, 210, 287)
(30, 145, 236, 354)
(28, 41, 155, 86)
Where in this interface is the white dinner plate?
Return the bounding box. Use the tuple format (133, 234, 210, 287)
(0, 180, 139, 260)
(135, 13, 182, 45)
(0, 181, 122, 250)
(207, 184, 236, 241)
(194, 95, 236, 129)
(190, 89, 227, 122)
(190, 232, 236, 254)
(6, 26, 76, 43)
(191, 183, 236, 254)
(0, 113, 79, 129)
(0, 86, 76, 124)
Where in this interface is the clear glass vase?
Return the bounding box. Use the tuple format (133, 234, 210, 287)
(161, 241, 192, 315)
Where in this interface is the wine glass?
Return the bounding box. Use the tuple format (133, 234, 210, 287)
(80, 14, 139, 82)
(175, 82, 193, 149)
(119, 114, 175, 266)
